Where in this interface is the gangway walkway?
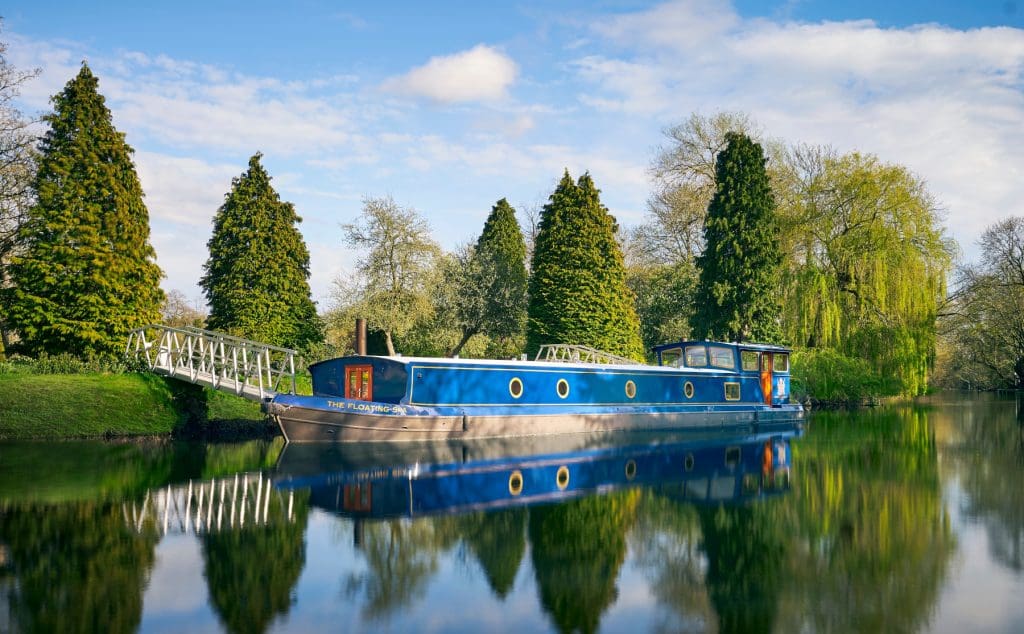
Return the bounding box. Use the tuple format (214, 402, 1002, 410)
(126, 324, 298, 401)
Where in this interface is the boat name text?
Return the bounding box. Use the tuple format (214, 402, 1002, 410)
(326, 400, 407, 415)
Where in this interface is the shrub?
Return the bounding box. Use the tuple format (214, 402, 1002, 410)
(790, 347, 900, 407)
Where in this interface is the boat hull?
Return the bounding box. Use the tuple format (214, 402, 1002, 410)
(266, 395, 804, 443)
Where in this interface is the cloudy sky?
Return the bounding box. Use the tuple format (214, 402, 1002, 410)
(3, 0, 1022, 307)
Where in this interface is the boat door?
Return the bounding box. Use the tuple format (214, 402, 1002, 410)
(760, 353, 773, 404)
(345, 364, 373, 401)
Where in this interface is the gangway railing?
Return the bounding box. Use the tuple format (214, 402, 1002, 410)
(535, 343, 642, 366)
(123, 472, 296, 536)
(126, 324, 298, 401)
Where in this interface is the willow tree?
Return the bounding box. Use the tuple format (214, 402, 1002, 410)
(201, 153, 321, 350)
(780, 151, 954, 395)
(527, 171, 644, 359)
(691, 132, 783, 343)
(5, 64, 164, 358)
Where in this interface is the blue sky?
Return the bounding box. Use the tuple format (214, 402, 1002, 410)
(3, 1, 1022, 307)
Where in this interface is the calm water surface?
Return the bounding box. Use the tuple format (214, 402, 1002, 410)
(1, 393, 1022, 633)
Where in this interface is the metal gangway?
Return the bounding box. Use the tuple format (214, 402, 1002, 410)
(126, 325, 298, 401)
(123, 472, 296, 536)
(535, 343, 642, 366)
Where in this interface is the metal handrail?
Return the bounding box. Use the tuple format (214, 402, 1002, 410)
(535, 343, 642, 366)
(126, 324, 299, 400)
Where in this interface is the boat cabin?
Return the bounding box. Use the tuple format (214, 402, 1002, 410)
(652, 341, 791, 406)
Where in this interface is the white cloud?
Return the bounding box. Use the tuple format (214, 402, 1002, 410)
(577, 2, 1024, 260)
(381, 44, 518, 104)
(593, 0, 739, 53)
(135, 152, 240, 227)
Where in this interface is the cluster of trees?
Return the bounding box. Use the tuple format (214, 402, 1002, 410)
(630, 112, 956, 396)
(0, 37, 321, 358)
(940, 217, 1024, 389)
(2, 25, 1013, 396)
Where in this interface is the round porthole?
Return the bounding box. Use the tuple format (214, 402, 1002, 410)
(684, 381, 695, 399)
(684, 453, 695, 471)
(624, 380, 637, 399)
(509, 377, 523, 399)
(556, 466, 570, 490)
(556, 378, 570, 399)
(509, 470, 524, 496)
(625, 459, 637, 481)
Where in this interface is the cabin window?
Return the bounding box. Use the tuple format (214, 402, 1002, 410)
(509, 377, 524, 399)
(556, 378, 570, 399)
(685, 345, 708, 367)
(741, 350, 759, 372)
(683, 381, 695, 399)
(725, 446, 741, 467)
(709, 346, 736, 369)
(660, 347, 682, 367)
(724, 382, 741, 401)
(624, 380, 637, 399)
(775, 353, 790, 372)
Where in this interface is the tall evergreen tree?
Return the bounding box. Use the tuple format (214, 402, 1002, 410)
(526, 170, 644, 360)
(200, 153, 321, 350)
(4, 64, 163, 357)
(450, 198, 528, 357)
(691, 133, 783, 343)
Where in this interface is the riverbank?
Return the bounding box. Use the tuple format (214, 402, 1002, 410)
(0, 372, 273, 440)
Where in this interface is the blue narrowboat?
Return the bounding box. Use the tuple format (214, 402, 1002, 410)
(265, 341, 804, 442)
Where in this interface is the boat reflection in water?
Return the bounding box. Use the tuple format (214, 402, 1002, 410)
(274, 429, 796, 520)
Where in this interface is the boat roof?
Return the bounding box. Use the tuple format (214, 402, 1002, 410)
(311, 354, 736, 373)
(651, 340, 791, 353)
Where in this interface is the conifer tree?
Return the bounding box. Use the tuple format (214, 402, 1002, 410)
(200, 153, 321, 350)
(527, 170, 644, 359)
(4, 64, 164, 357)
(450, 198, 528, 356)
(691, 132, 783, 343)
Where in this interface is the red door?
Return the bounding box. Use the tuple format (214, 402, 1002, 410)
(345, 365, 373, 401)
(760, 353, 773, 404)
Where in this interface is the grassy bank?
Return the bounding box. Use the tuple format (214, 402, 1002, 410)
(0, 371, 270, 440)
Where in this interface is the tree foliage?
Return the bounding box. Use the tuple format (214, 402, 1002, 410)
(527, 170, 644, 360)
(940, 217, 1024, 389)
(691, 132, 784, 343)
(340, 196, 440, 356)
(450, 198, 528, 357)
(640, 112, 759, 265)
(4, 64, 164, 358)
(0, 27, 39, 354)
(201, 153, 321, 350)
(780, 149, 954, 395)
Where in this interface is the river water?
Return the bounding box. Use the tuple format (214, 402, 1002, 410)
(0, 393, 1022, 633)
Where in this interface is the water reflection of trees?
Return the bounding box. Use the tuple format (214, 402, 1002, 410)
(458, 508, 527, 598)
(775, 407, 953, 632)
(201, 491, 310, 634)
(343, 519, 448, 621)
(0, 501, 158, 633)
(629, 407, 953, 633)
(529, 491, 639, 634)
(952, 395, 1024, 572)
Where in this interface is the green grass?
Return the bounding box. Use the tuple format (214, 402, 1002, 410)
(0, 372, 270, 440)
(0, 373, 180, 439)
